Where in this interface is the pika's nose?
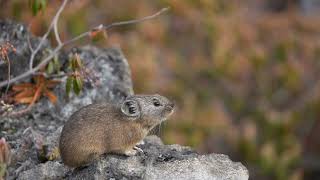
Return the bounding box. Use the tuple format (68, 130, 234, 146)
(166, 102, 175, 110)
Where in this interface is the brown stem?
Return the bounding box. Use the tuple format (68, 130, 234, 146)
(0, 4, 169, 89)
(4, 54, 10, 95)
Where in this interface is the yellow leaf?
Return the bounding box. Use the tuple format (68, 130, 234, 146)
(15, 97, 34, 104)
(46, 80, 60, 88)
(14, 89, 36, 99)
(35, 75, 45, 86)
(31, 84, 44, 105)
(12, 83, 34, 91)
(44, 90, 57, 104)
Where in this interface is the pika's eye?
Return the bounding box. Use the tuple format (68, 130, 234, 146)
(153, 98, 161, 107)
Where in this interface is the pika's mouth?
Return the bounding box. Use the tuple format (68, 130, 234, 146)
(165, 103, 175, 115)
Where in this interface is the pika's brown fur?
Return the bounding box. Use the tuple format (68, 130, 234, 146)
(59, 94, 174, 167)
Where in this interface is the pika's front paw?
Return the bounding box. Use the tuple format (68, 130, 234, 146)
(133, 146, 144, 153)
(124, 149, 137, 156)
(136, 140, 145, 145)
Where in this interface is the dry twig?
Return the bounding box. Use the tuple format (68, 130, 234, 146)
(0, 42, 16, 95)
(0, 0, 168, 117)
(0, 0, 169, 89)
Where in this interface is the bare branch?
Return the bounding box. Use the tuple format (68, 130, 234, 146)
(53, 0, 68, 46)
(29, 23, 53, 70)
(4, 103, 34, 117)
(0, 6, 169, 89)
(0, 45, 62, 88)
(63, 7, 170, 46)
(29, 0, 68, 70)
(27, 34, 34, 53)
(33, 71, 68, 79)
(4, 54, 10, 95)
(0, 42, 15, 95)
(26, 25, 34, 52)
(104, 7, 170, 29)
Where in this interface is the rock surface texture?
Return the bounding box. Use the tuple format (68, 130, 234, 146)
(0, 20, 50, 82)
(17, 136, 248, 180)
(0, 20, 249, 180)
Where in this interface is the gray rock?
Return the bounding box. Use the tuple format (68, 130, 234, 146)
(2, 46, 135, 179)
(16, 136, 249, 180)
(17, 161, 69, 180)
(300, 0, 320, 14)
(0, 45, 134, 131)
(54, 46, 134, 119)
(29, 46, 134, 123)
(0, 20, 50, 82)
(1, 20, 249, 180)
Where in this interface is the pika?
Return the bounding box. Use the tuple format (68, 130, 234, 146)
(59, 94, 174, 167)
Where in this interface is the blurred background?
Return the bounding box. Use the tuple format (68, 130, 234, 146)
(1, 0, 320, 179)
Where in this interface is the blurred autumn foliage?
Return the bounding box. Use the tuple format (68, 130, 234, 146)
(1, 0, 320, 179)
(12, 75, 58, 105)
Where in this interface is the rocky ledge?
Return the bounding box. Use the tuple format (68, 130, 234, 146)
(0, 20, 249, 180)
(17, 135, 248, 180)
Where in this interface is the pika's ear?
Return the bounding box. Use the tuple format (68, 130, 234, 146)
(121, 100, 140, 118)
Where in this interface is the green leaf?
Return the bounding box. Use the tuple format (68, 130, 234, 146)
(66, 77, 73, 96)
(0, 163, 7, 178)
(77, 76, 83, 90)
(46, 61, 54, 74)
(71, 58, 77, 71)
(29, 0, 47, 16)
(40, 0, 46, 9)
(53, 55, 60, 72)
(31, 0, 39, 15)
(69, 54, 83, 72)
(75, 54, 83, 68)
(73, 76, 83, 95)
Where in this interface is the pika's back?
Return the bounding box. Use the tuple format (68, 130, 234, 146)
(59, 103, 121, 166)
(63, 103, 118, 128)
(60, 103, 117, 140)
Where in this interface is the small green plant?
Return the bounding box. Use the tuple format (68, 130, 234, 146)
(46, 53, 61, 75)
(66, 54, 84, 96)
(0, 42, 16, 95)
(29, 0, 47, 15)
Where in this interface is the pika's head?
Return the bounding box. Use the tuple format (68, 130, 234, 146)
(120, 94, 174, 129)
